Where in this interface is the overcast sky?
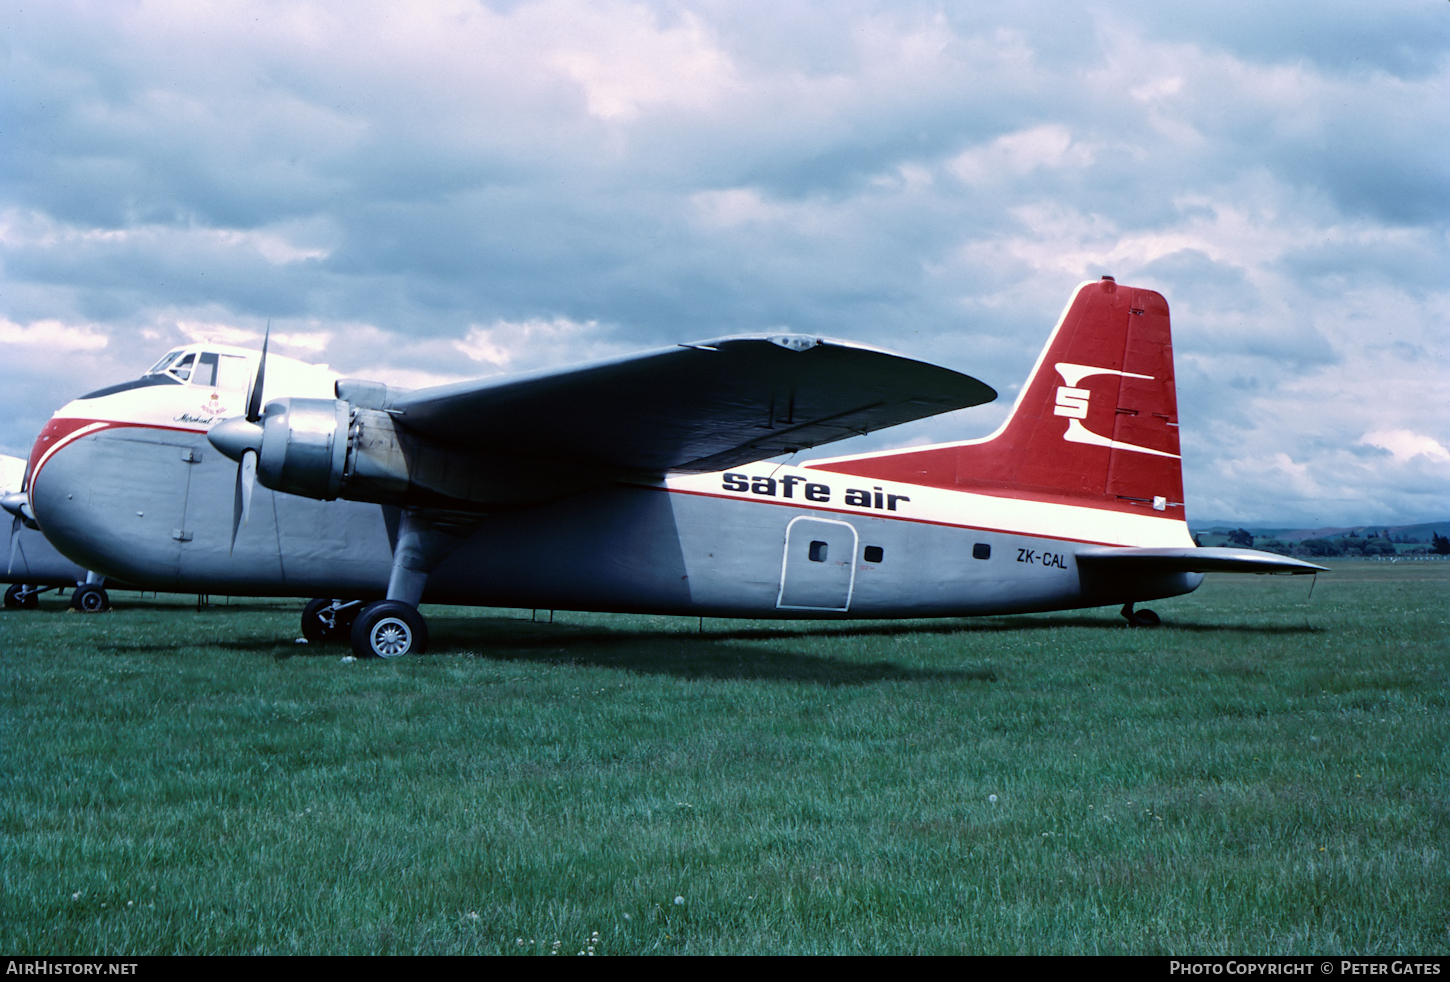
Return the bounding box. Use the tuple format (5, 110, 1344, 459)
(3, 0, 1446, 527)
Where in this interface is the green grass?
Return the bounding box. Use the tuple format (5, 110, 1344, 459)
(2, 561, 1447, 954)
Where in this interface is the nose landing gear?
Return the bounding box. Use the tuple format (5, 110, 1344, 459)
(301, 598, 362, 644)
(4, 584, 41, 609)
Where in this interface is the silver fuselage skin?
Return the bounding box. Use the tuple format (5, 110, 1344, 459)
(28, 405, 1201, 617)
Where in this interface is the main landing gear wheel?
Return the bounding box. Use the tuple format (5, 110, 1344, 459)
(350, 600, 428, 659)
(301, 598, 360, 644)
(70, 584, 111, 613)
(1121, 603, 1161, 628)
(5, 584, 40, 610)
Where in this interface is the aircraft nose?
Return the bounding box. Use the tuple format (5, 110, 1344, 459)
(208, 417, 265, 463)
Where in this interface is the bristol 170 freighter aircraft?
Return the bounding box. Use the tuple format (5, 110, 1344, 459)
(20, 277, 1323, 658)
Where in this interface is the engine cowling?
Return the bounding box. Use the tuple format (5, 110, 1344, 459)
(257, 398, 350, 500)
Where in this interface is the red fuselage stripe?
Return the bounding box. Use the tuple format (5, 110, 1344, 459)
(28, 418, 205, 491)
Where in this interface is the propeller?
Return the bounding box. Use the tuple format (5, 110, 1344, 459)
(247, 320, 270, 422)
(2, 491, 33, 577)
(7, 511, 20, 579)
(231, 450, 257, 551)
(210, 322, 270, 554)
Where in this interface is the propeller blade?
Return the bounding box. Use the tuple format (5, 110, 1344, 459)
(246, 321, 271, 422)
(7, 513, 20, 577)
(229, 449, 258, 555)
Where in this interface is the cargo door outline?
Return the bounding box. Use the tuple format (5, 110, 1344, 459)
(777, 516, 858, 612)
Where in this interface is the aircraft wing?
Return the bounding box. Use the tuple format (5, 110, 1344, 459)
(1074, 546, 1327, 575)
(383, 335, 996, 473)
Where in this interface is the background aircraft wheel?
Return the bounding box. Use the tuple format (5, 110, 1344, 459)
(5, 584, 40, 610)
(302, 598, 360, 644)
(70, 584, 111, 613)
(350, 600, 428, 659)
(1128, 608, 1161, 628)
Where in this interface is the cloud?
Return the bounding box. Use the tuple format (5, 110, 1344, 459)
(1, 0, 1446, 525)
(0, 318, 109, 352)
(454, 316, 628, 373)
(947, 125, 1095, 185)
(689, 188, 788, 229)
(541, 4, 737, 121)
(1362, 430, 1450, 464)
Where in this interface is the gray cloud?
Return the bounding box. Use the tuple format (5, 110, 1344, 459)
(2, 0, 1446, 525)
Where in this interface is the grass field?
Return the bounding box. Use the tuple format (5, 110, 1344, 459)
(2, 561, 1446, 955)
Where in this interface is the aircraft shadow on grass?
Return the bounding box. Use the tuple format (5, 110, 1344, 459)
(455, 639, 999, 685)
(87, 608, 1318, 684)
(91, 617, 996, 684)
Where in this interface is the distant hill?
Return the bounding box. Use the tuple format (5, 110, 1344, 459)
(1189, 521, 1450, 543)
(1188, 520, 1450, 557)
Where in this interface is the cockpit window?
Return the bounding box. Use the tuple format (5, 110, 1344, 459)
(193, 352, 220, 388)
(169, 353, 196, 382)
(217, 354, 250, 392)
(147, 350, 184, 375)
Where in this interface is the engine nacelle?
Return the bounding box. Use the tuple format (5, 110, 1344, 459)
(256, 398, 350, 500)
(210, 393, 618, 511)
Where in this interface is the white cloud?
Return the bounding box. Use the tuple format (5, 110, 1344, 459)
(0, 318, 109, 352)
(947, 125, 1095, 185)
(689, 188, 785, 229)
(176, 322, 259, 346)
(540, 4, 736, 121)
(454, 317, 626, 373)
(2, 210, 331, 265)
(271, 331, 333, 353)
(1362, 430, 1450, 464)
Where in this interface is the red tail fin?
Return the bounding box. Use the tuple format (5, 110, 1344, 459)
(807, 277, 1184, 518)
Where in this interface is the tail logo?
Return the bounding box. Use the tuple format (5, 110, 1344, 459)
(1052, 363, 1179, 460)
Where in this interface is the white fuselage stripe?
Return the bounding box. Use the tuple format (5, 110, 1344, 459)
(662, 464, 1193, 549)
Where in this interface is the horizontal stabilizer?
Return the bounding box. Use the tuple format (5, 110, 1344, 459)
(387, 335, 995, 474)
(1075, 546, 1327, 575)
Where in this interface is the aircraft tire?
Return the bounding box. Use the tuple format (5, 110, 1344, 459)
(70, 584, 111, 613)
(350, 600, 428, 659)
(1128, 608, 1161, 628)
(5, 584, 40, 610)
(302, 598, 359, 644)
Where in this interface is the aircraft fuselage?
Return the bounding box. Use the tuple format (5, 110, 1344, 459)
(29, 415, 1200, 618)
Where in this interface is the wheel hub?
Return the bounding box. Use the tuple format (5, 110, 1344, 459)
(370, 618, 412, 657)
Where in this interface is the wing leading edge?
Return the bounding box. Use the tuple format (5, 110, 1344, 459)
(376, 335, 996, 474)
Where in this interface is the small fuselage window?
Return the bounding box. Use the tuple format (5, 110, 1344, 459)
(863, 545, 884, 563)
